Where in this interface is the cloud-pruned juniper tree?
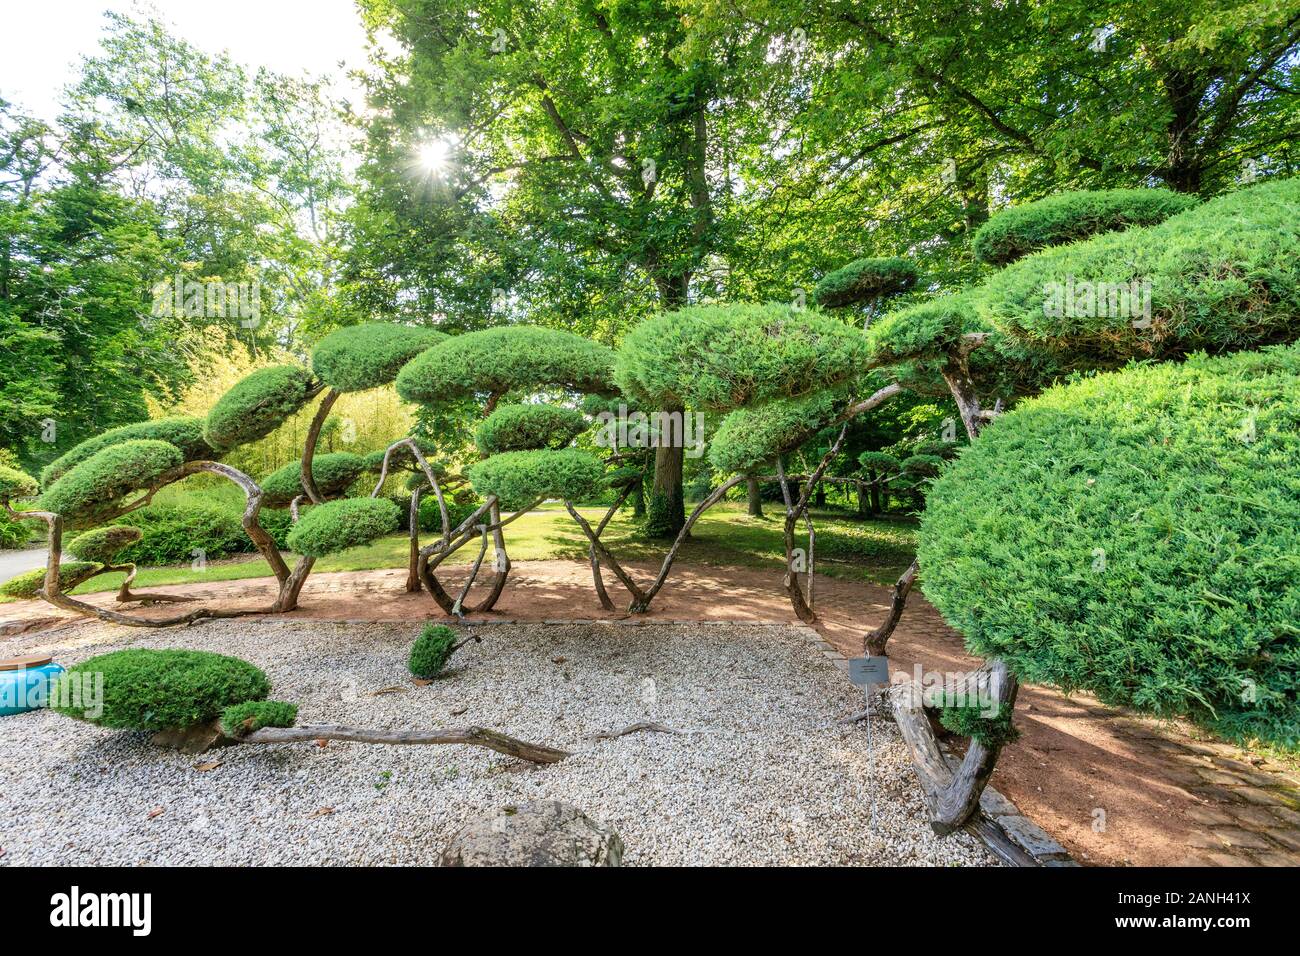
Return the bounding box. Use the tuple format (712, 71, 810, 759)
(1, 322, 449, 625)
(839, 176, 1300, 836)
(350, 0, 783, 539)
(394, 325, 618, 615)
(609, 302, 901, 617)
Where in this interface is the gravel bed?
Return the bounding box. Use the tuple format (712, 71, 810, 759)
(1, 619, 996, 866)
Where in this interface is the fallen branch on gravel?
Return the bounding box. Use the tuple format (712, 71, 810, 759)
(237, 723, 569, 764)
(590, 721, 683, 740)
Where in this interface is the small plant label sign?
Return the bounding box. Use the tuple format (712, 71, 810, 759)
(848, 656, 890, 687)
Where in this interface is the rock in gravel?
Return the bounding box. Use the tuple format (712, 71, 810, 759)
(442, 800, 624, 867)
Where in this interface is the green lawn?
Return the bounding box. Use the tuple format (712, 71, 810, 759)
(32, 502, 916, 599)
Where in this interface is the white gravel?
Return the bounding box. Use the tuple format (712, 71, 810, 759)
(0, 619, 996, 866)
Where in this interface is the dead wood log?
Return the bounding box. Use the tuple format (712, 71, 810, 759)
(590, 721, 683, 740)
(889, 659, 1019, 836)
(239, 724, 569, 764)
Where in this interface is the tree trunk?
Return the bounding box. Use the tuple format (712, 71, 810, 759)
(746, 476, 763, 517)
(645, 440, 685, 539)
(631, 470, 646, 519)
(814, 484, 826, 508)
(855, 480, 870, 517)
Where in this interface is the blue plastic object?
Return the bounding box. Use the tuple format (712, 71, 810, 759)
(0, 656, 66, 716)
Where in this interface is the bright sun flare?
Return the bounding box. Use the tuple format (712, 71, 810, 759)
(417, 137, 454, 173)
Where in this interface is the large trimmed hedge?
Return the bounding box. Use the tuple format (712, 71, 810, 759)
(285, 496, 400, 557)
(49, 649, 270, 731)
(395, 326, 615, 405)
(259, 453, 367, 507)
(203, 365, 318, 451)
(979, 178, 1300, 360)
(475, 404, 588, 455)
(311, 322, 446, 393)
(614, 303, 871, 411)
(813, 257, 918, 308)
(971, 187, 1198, 266)
(464, 449, 604, 510)
(918, 344, 1300, 747)
(39, 416, 213, 489)
(40, 440, 183, 523)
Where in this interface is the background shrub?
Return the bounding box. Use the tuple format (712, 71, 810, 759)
(203, 365, 317, 452)
(417, 496, 482, 534)
(409, 623, 459, 678)
(67, 526, 142, 564)
(918, 344, 1300, 747)
(0, 514, 32, 549)
(40, 440, 183, 523)
(49, 649, 270, 731)
(286, 496, 400, 556)
(39, 416, 213, 489)
(259, 452, 367, 507)
(971, 187, 1199, 266)
(474, 404, 588, 455)
(220, 699, 298, 736)
(113, 505, 250, 565)
(311, 322, 446, 393)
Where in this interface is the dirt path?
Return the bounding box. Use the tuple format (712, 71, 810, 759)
(4, 558, 1297, 867)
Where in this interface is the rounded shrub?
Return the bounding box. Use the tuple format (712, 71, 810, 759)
(203, 365, 317, 452)
(464, 449, 604, 510)
(979, 177, 1300, 360)
(48, 649, 270, 731)
(858, 451, 902, 474)
(900, 454, 944, 477)
(972, 187, 1198, 266)
(615, 302, 871, 411)
(311, 322, 446, 393)
(0, 562, 100, 599)
(40, 440, 183, 523)
(220, 699, 298, 737)
(918, 344, 1300, 747)
(39, 416, 214, 489)
(813, 257, 919, 308)
(708, 390, 845, 474)
(0, 464, 38, 501)
(475, 404, 588, 455)
(67, 526, 142, 564)
(259, 453, 367, 507)
(409, 623, 459, 678)
(395, 326, 615, 405)
(112, 505, 251, 565)
(285, 496, 400, 557)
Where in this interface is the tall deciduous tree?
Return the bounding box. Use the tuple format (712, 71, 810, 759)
(351, 0, 777, 535)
